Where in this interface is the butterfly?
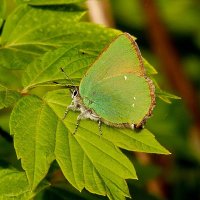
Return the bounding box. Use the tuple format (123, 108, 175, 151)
(62, 33, 155, 134)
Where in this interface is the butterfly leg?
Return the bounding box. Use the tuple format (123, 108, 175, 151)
(62, 108, 69, 120)
(62, 104, 73, 120)
(62, 100, 80, 120)
(73, 111, 88, 134)
(98, 119, 102, 135)
(73, 117, 81, 135)
(89, 113, 102, 135)
(131, 124, 135, 130)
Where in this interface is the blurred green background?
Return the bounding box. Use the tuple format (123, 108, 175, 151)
(108, 0, 200, 199)
(0, 0, 200, 199)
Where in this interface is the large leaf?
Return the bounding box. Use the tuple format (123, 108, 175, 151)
(43, 89, 170, 156)
(10, 89, 169, 200)
(0, 3, 120, 70)
(0, 4, 84, 69)
(21, 27, 120, 91)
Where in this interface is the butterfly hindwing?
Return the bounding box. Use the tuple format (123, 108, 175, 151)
(82, 74, 152, 125)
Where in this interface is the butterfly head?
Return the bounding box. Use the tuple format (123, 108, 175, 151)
(71, 88, 79, 99)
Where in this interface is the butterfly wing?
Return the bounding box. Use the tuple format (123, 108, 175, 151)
(79, 33, 155, 126)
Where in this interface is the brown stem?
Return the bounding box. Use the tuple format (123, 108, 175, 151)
(139, 0, 200, 135)
(86, 0, 115, 27)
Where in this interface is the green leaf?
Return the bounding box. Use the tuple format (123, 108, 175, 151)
(0, 83, 21, 109)
(10, 89, 170, 199)
(10, 89, 137, 200)
(0, 168, 30, 197)
(0, 168, 50, 200)
(156, 88, 181, 104)
(10, 95, 57, 190)
(20, 0, 86, 6)
(0, 4, 85, 69)
(100, 128, 170, 154)
(143, 58, 157, 75)
(150, 77, 180, 104)
(0, 67, 23, 89)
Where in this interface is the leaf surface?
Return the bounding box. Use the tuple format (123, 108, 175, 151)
(22, 26, 120, 90)
(10, 89, 139, 199)
(0, 4, 120, 70)
(156, 89, 181, 103)
(143, 58, 157, 75)
(10, 95, 57, 189)
(0, 83, 21, 109)
(0, 168, 49, 200)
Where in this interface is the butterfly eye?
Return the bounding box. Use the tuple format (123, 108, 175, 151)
(73, 90, 78, 97)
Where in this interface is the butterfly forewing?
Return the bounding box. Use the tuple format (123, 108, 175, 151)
(80, 33, 144, 94)
(79, 33, 155, 126)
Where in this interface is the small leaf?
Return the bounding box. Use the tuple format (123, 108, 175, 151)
(20, 0, 86, 5)
(150, 77, 180, 104)
(0, 168, 50, 200)
(156, 88, 181, 104)
(0, 83, 21, 109)
(0, 168, 30, 197)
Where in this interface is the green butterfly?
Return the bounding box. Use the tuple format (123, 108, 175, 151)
(63, 33, 155, 134)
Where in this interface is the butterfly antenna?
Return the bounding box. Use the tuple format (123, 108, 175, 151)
(60, 67, 76, 88)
